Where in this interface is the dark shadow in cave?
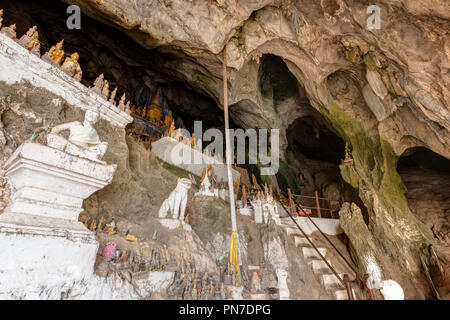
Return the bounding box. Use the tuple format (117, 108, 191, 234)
(287, 115, 345, 164)
(258, 54, 300, 108)
(397, 147, 450, 242)
(0, 0, 227, 132)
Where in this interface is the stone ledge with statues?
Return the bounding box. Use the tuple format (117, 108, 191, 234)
(151, 136, 240, 184)
(0, 32, 132, 128)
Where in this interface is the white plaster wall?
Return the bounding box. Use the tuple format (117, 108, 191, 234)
(295, 217, 343, 236)
(0, 34, 132, 128)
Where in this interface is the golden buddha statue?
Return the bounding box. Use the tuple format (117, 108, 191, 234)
(101, 80, 110, 100)
(50, 40, 65, 66)
(164, 114, 172, 127)
(19, 26, 37, 48)
(61, 52, 82, 82)
(142, 106, 147, 118)
(168, 120, 175, 137)
(0, 9, 3, 29)
(190, 133, 195, 147)
(27, 31, 40, 57)
(251, 173, 259, 190)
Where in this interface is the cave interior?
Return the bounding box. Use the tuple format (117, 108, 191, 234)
(2, 0, 379, 215)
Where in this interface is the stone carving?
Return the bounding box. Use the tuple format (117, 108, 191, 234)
(158, 178, 192, 221)
(61, 52, 82, 82)
(47, 108, 108, 163)
(380, 280, 404, 300)
(1, 23, 16, 39)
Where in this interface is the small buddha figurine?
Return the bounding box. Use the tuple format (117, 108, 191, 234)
(118, 94, 126, 111)
(343, 142, 354, 164)
(43, 40, 64, 66)
(1, 23, 16, 39)
(130, 106, 136, 115)
(90, 74, 104, 95)
(61, 52, 82, 81)
(27, 31, 40, 57)
(109, 87, 117, 105)
(18, 26, 37, 47)
(190, 133, 195, 147)
(125, 101, 131, 115)
(142, 106, 147, 119)
(101, 80, 110, 100)
(168, 120, 175, 138)
(0, 9, 3, 29)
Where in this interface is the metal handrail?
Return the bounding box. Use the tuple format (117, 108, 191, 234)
(289, 195, 359, 279)
(277, 199, 348, 290)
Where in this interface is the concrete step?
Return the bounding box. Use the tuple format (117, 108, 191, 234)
(308, 259, 333, 274)
(321, 274, 345, 289)
(286, 227, 302, 237)
(294, 236, 312, 247)
(302, 247, 327, 260)
(333, 288, 356, 300)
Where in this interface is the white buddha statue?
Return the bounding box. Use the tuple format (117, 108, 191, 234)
(47, 108, 108, 162)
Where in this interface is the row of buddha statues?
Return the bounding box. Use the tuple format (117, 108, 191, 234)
(0, 10, 83, 82)
(90, 73, 133, 114)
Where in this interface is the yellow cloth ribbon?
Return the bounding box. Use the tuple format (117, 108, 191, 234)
(229, 230, 240, 274)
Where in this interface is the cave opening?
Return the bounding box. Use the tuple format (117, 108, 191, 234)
(397, 147, 450, 243)
(0, 0, 229, 147)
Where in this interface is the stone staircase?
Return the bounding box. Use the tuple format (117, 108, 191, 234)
(280, 217, 356, 300)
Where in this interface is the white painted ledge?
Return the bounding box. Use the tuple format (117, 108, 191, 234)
(151, 136, 240, 183)
(0, 33, 132, 128)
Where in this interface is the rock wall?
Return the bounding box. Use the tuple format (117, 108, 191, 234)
(59, 0, 449, 298)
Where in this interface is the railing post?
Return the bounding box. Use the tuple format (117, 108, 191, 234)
(287, 188, 295, 216)
(242, 185, 247, 208)
(363, 274, 375, 300)
(314, 190, 322, 218)
(344, 274, 355, 300)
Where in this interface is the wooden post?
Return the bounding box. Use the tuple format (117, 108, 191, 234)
(314, 190, 322, 218)
(344, 274, 355, 300)
(242, 185, 247, 208)
(287, 188, 295, 216)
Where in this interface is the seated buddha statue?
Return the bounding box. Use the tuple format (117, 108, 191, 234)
(61, 52, 82, 82)
(27, 31, 41, 57)
(43, 40, 64, 66)
(47, 108, 108, 162)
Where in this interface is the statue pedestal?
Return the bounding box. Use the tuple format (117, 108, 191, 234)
(0, 142, 116, 295)
(158, 218, 192, 231)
